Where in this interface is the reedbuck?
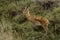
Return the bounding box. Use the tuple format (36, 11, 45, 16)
(23, 7, 49, 34)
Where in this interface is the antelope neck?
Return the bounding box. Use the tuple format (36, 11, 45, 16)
(25, 12, 31, 17)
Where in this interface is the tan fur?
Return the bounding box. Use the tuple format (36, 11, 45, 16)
(23, 7, 49, 34)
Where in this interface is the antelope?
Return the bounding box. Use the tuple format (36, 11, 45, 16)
(22, 7, 49, 34)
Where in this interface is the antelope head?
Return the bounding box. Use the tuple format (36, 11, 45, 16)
(23, 7, 30, 17)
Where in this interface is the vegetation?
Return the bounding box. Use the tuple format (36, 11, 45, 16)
(0, 0, 60, 40)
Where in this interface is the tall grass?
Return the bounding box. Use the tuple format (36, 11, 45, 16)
(0, 0, 60, 40)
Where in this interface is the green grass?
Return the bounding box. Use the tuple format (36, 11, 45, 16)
(0, 0, 60, 40)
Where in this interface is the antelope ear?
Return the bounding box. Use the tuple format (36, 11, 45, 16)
(24, 7, 27, 10)
(24, 7, 29, 10)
